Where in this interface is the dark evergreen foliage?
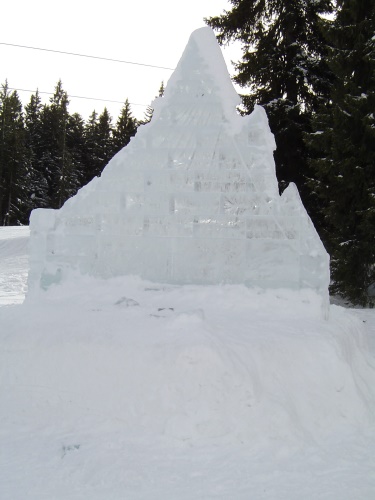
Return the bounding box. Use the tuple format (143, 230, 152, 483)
(82, 110, 103, 184)
(24, 90, 50, 215)
(0, 79, 140, 225)
(0, 82, 27, 225)
(309, 0, 375, 305)
(112, 99, 137, 155)
(42, 80, 73, 208)
(83, 107, 115, 184)
(65, 112, 86, 198)
(96, 108, 115, 167)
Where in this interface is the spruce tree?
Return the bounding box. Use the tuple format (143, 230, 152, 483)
(205, 0, 334, 203)
(112, 99, 138, 154)
(82, 107, 114, 184)
(39, 80, 71, 208)
(309, 0, 375, 305)
(65, 112, 85, 198)
(0, 82, 27, 225)
(83, 110, 102, 184)
(24, 90, 50, 216)
(96, 107, 114, 167)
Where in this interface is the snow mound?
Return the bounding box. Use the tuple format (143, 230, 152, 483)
(2, 276, 374, 446)
(28, 28, 329, 315)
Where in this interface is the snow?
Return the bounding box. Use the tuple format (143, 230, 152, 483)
(1, 226, 375, 499)
(28, 28, 329, 314)
(0, 226, 29, 306)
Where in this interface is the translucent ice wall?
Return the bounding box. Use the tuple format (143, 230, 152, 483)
(28, 27, 330, 310)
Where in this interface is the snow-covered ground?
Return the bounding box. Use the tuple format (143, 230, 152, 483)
(0, 226, 29, 306)
(1, 226, 375, 499)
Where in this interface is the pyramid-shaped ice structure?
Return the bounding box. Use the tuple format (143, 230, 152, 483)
(28, 27, 329, 307)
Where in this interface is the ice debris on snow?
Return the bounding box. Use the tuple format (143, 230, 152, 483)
(114, 296, 139, 307)
(28, 27, 329, 311)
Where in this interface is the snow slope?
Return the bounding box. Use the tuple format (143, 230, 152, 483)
(1, 226, 375, 499)
(0, 226, 29, 306)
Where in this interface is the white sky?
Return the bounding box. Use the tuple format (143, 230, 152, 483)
(1, 0, 240, 121)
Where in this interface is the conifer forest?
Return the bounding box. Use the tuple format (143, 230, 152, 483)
(0, 0, 374, 305)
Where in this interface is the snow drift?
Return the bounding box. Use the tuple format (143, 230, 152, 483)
(2, 274, 374, 446)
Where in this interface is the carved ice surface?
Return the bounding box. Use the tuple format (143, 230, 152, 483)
(28, 27, 330, 311)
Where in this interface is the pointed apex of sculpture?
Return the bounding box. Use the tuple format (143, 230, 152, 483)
(152, 27, 242, 132)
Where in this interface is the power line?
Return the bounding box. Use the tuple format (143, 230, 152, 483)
(8, 87, 149, 108)
(0, 42, 175, 71)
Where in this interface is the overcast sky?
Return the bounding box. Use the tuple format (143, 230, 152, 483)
(1, 0, 240, 121)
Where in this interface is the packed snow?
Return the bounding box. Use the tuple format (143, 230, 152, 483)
(0, 226, 29, 306)
(1, 226, 375, 499)
(28, 28, 329, 313)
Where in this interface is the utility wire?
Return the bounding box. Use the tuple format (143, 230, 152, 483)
(0, 42, 175, 71)
(8, 87, 149, 108)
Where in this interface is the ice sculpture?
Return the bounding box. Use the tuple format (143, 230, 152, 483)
(28, 27, 330, 309)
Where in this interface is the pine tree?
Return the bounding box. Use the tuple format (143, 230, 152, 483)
(65, 112, 85, 198)
(309, 0, 375, 305)
(82, 107, 114, 184)
(112, 99, 138, 154)
(39, 80, 71, 208)
(205, 0, 334, 203)
(0, 82, 27, 225)
(82, 110, 102, 184)
(96, 107, 114, 167)
(24, 90, 50, 216)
